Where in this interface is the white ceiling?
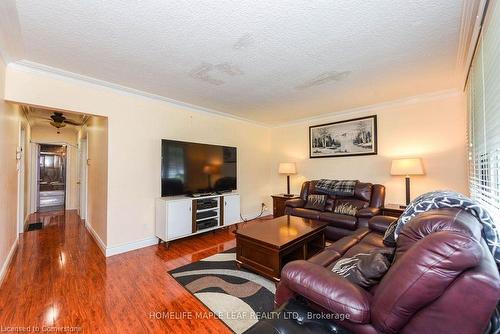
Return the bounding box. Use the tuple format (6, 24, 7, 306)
(1, 1, 467, 125)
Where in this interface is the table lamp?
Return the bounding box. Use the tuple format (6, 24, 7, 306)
(390, 158, 424, 207)
(278, 162, 297, 197)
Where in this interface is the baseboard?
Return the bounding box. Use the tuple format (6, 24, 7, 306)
(85, 223, 107, 256)
(87, 209, 269, 258)
(105, 237, 158, 257)
(0, 236, 19, 288)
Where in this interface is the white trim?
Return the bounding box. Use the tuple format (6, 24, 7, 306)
(17, 125, 25, 235)
(0, 237, 18, 288)
(105, 237, 158, 257)
(85, 222, 106, 256)
(275, 89, 461, 127)
(29, 143, 39, 214)
(10, 61, 269, 128)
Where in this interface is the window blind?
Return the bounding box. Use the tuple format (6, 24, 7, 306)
(468, 0, 500, 220)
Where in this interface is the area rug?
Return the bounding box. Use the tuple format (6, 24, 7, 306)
(169, 248, 275, 333)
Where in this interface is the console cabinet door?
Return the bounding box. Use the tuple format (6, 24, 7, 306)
(167, 200, 192, 239)
(223, 195, 240, 226)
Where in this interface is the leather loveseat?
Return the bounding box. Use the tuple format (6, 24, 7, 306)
(272, 208, 500, 334)
(284, 180, 385, 241)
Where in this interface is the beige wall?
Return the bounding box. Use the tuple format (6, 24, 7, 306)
(270, 92, 468, 204)
(0, 59, 22, 281)
(5, 64, 273, 249)
(31, 124, 79, 209)
(79, 117, 109, 245)
(3, 64, 467, 253)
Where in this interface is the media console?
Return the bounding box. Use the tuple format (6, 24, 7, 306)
(155, 192, 240, 246)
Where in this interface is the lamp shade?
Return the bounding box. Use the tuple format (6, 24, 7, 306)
(391, 158, 424, 176)
(278, 162, 297, 175)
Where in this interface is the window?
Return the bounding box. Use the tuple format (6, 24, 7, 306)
(467, 0, 500, 221)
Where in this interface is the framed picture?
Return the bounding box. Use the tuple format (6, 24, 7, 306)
(309, 115, 377, 158)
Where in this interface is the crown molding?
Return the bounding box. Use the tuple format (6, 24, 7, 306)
(456, 0, 487, 88)
(10, 61, 462, 130)
(11, 60, 271, 128)
(274, 89, 461, 128)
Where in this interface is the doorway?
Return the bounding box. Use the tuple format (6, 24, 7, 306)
(37, 144, 67, 212)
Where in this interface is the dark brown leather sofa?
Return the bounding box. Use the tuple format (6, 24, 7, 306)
(285, 180, 385, 241)
(273, 208, 500, 333)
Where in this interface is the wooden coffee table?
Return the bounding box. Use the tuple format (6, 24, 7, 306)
(234, 215, 327, 281)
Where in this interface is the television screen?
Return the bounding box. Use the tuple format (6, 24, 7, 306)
(161, 140, 237, 196)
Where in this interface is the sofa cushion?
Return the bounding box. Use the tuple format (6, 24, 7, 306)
(333, 202, 359, 216)
(328, 228, 371, 255)
(357, 207, 381, 219)
(371, 227, 482, 333)
(309, 249, 342, 267)
(281, 261, 373, 324)
(354, 182, 373, 201)
(324, 197, 335, 212)
(290, 208, 320, 220)
(339, 234, 387, 261)
(319, 212, 357, 230)
(304, 194, 327, 211)
(368, 215, 397, 234)
(333, 199, 367, 217)
(331, 249, 393, 288)
(285, 198, 305, 208)
(325, 226, 357, 241)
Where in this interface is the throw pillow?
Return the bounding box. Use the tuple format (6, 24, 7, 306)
(304, 194, 327, 211)
(331, 248, 394, 288)
(383, 220, 398, 247)
(333, 200, 365, 216)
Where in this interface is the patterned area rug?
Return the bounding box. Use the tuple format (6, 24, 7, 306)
(169, 248, 275, 333)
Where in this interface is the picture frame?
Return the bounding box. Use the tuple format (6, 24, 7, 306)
(309, 115, 378, 158)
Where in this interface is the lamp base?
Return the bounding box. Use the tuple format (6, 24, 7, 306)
(283, 194, 294, 197)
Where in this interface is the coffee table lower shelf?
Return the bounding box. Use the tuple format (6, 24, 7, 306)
(236, 230, 325, 282)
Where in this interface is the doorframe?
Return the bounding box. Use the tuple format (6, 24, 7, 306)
(30, 141, 73, 213)
(17, 126, 26, 234)
(79, 138, 88, 222)
(29, 142, 39, 214)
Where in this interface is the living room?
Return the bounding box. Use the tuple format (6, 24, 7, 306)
(0, 1, 498, 333)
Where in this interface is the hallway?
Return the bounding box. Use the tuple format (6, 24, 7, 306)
(0, 210, 235, 333)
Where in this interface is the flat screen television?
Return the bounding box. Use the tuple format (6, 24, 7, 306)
(161, 139, 237, 196)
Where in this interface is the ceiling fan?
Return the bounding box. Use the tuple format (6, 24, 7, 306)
(49, 112, 82, 129)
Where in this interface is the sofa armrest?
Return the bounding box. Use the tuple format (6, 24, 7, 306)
(280, 260, 372, 324)
(285, 198, 305, 208)
(368, 215, 397, 234)
(356, 207, 380, 218)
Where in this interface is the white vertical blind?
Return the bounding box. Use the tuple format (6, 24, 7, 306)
(468, 0, 500, 219)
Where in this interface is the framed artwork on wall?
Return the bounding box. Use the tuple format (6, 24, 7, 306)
(309, 115, 378, 158)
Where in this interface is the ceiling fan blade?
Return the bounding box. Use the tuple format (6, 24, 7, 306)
(64, 119, 83, 126)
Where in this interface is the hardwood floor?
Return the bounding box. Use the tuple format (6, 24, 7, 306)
(0, 210, 271, 333)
